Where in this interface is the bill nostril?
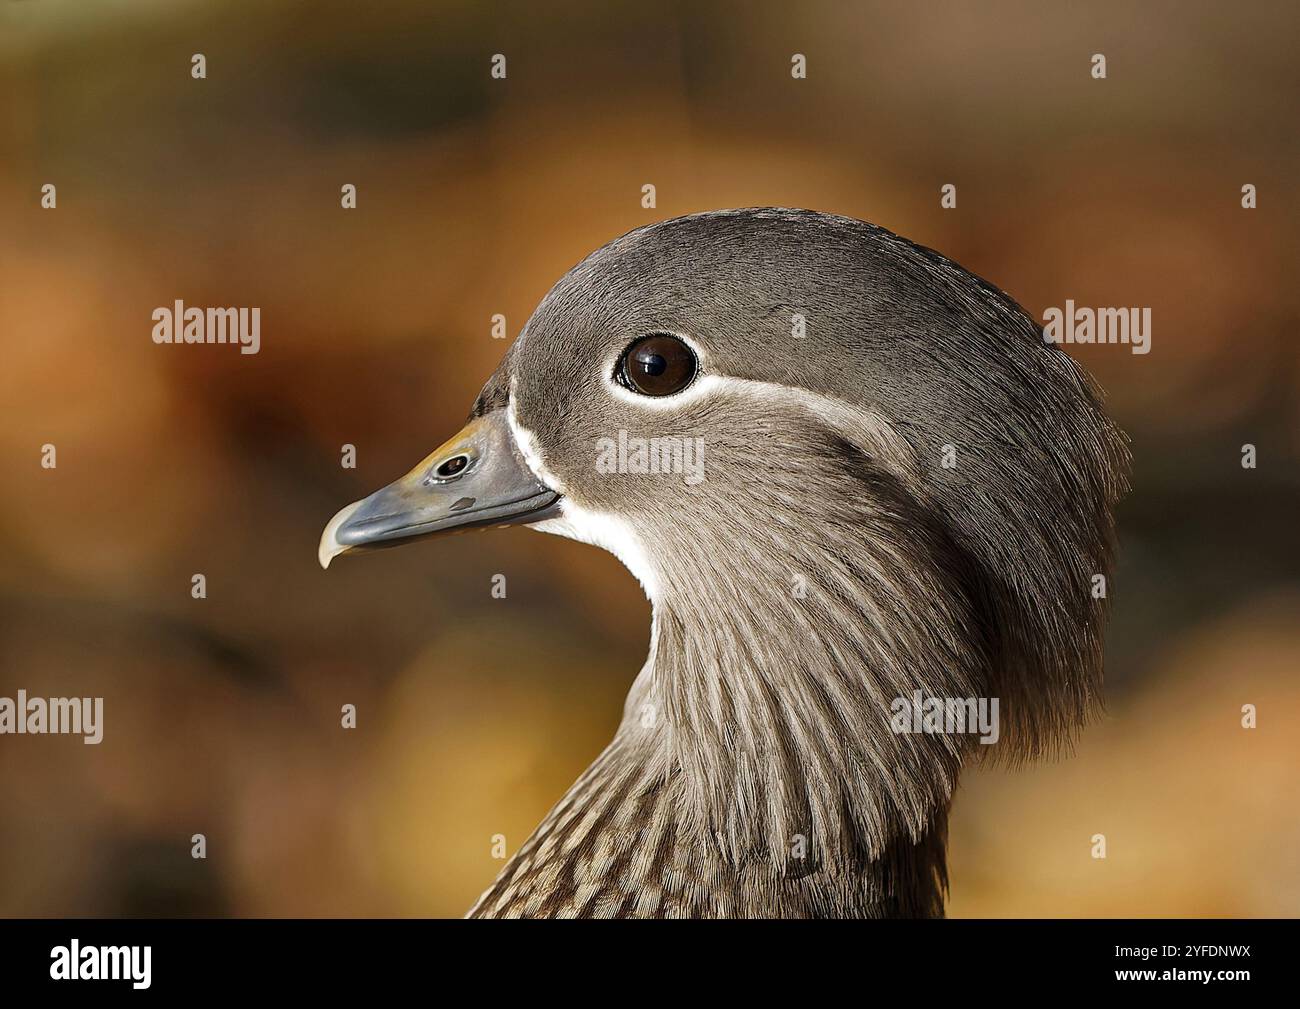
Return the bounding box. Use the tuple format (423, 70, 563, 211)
(423, 454, 473, 485)
(437, 455, 469, 477)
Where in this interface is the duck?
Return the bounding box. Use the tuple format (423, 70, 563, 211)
(319, 208, 1129, 918)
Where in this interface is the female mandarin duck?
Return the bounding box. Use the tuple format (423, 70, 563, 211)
(320, 209, 1128, 918)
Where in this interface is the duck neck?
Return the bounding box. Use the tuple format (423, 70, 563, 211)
(640, 575, 971, 862)
(468, 592, 959, 918)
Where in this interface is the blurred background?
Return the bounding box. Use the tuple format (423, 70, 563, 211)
(0, 0, 1296, 917)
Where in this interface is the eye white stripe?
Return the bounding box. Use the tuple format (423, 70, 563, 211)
(503, 366, 918, 609)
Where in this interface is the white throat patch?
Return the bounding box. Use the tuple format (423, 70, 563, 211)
(504, 387, 661, 602)
(531, 503, 660, 603)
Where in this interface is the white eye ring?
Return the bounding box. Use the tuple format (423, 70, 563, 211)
(604, 330, 711, 408)
(615, 333, 698, 396)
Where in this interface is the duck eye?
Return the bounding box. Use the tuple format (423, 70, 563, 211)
(617, 334, 697, 396)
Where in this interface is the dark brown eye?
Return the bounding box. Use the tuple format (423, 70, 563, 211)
(618, 334, 697, 396)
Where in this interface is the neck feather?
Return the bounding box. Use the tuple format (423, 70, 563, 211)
(641, 459, 991, 871)
(471, 462, 987, 917)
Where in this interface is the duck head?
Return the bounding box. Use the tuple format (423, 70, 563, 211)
(320, 208, 1128, 869)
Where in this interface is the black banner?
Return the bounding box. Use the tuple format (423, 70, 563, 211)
(0, 918, 1280, 995)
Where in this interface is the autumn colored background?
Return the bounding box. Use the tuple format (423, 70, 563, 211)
(1, 0, 1296, 917)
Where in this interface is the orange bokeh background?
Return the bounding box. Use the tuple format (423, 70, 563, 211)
(1, 1, 1296, 916)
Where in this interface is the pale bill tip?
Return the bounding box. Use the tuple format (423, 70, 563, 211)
(318, 500, 364, 570)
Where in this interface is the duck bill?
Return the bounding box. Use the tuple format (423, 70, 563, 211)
(318, 410, 560, 569)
